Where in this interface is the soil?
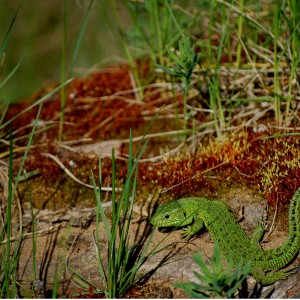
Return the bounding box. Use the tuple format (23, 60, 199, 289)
(2, 63, 300, 298)
(11, 186, 300, 298)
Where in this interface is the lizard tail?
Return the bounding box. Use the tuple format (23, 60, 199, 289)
(263, 186, 300, 270)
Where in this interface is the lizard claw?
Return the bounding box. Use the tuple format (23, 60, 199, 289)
(182, 226, 194, 238)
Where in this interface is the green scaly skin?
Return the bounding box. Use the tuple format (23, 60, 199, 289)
(150, 187, 300, 285)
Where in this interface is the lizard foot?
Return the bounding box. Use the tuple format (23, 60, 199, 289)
(254, 265, 299, 285)
(182, 226, 194, 238)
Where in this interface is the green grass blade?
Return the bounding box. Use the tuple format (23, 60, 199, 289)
(119, 228, 156, 294)
(118, 170, 138, 289)
(192, 251, 211, 277)
(0, 79, 73, 130)
(58, 0, 68, 141)
(1, 129, 14, 297)
(24, 172, 37, 281)
(93, 155, 109, 296)
(13, 104, 43, 191)
(174, 282, 210, 298)
(108, 148, 118, 298)
(0, 103, 9, 126)
(98, 0, 143, 97)
(9, 227, 25, 298)
(0, 59, 22, 89)
(91, 172, 111, 240)
(164, 0, 184, 38)
(0, 0, 23, 61)
(68, 267, 98, 290)
(70, 0, 94, 75)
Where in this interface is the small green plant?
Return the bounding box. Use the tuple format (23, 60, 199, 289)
(92, 136, 152, 298)
(158, 37, 200, 135)
(88, 112, 162, 298)
(174, 242, 251, 298)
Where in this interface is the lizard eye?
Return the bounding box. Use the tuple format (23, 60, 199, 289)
(183, 212, 186, 218)
(165, 214, 169, 219)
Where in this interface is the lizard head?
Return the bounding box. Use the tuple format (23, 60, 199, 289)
(150, 200, 192, 228)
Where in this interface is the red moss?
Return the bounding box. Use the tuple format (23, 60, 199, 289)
(4, 61, 300, 210)
(266, 171, 300, 208)
(138, 129, 300, 208)
(5, 66, 145, 144)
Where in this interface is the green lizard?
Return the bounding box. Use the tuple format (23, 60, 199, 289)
(150, 187, 300, 285)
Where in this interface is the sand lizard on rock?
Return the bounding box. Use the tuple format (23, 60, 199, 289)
(150, 187, 300, 285)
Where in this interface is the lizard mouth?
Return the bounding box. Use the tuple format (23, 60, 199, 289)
(158, 226, 178, 233)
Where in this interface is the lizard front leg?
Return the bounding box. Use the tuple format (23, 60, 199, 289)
(182, 217, 205, 237)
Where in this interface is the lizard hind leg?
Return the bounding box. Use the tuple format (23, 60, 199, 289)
(252, 265, 299, 285)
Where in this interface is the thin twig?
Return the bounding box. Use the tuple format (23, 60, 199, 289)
(234, 165, 253, 178)
(235, 29, 264, 87)
(262, 195, 278, 242)
(41, 153, 121, 191)
(0, 224, 61, 244)
(161, 161, 228, 193)
(83, 102, 135, 138)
